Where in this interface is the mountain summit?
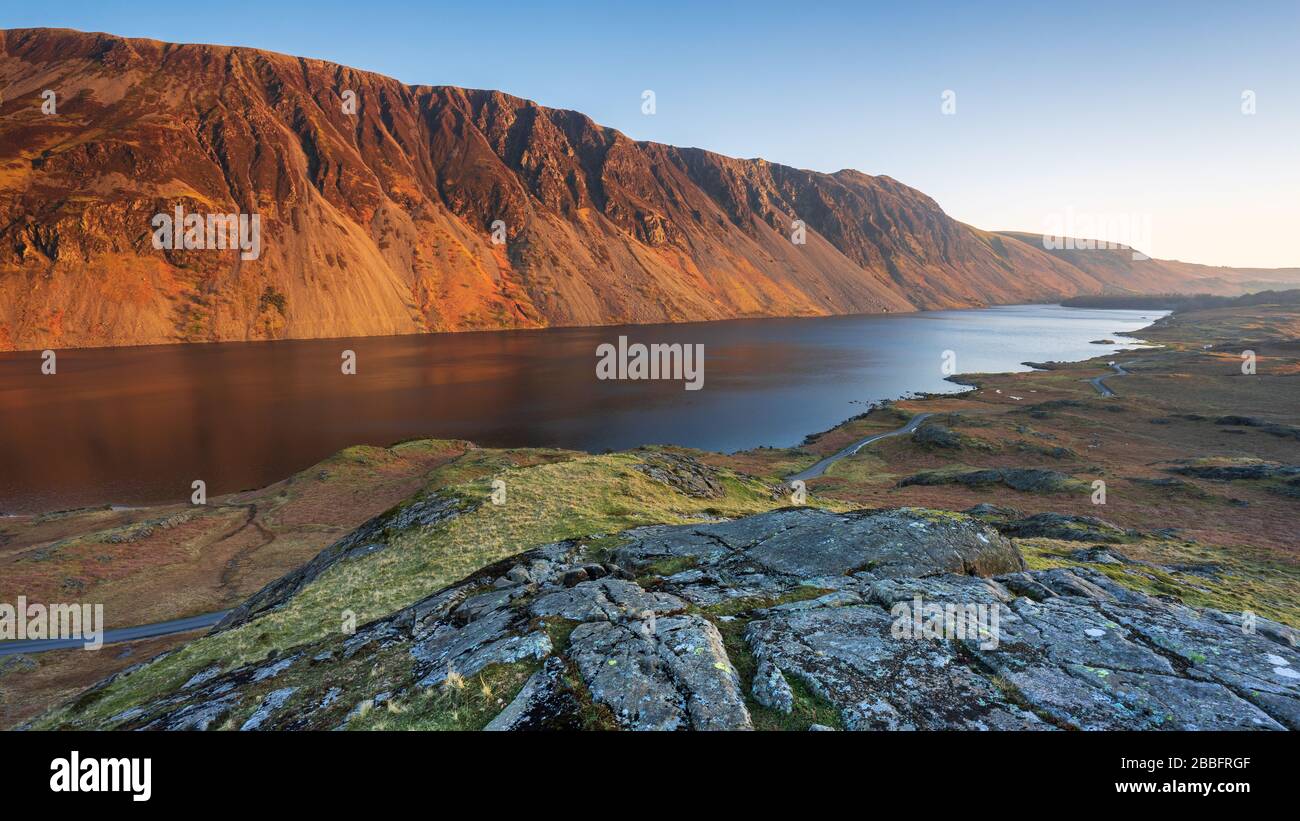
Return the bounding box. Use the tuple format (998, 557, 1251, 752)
(0, 28, 1289, 350)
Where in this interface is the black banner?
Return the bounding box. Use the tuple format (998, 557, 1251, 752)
(4, 730, 1287, 808)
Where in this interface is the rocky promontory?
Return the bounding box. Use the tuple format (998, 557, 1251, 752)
(56, 506, 1300, 731)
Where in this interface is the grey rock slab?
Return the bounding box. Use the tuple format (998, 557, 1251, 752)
(745, 605, 1045, 730)
(568, 620, 685, 730)
(529, 578, 686, 623)
(691, 508, 825, 551)
(965, 594, 1297, 730)
(612, 508, 815, 572)
(1204, 609, 1300, 650)
(484, 657, 578, 731)
(997, 512, 1130, 543)
(1098, 599, 1300, 727)
(416, 631, 552, 689)
(410, 608, 552, 687)
(663, 568, 712, 585)
(1026, 568, 1115, 601)
(612, 531, 729, 571)
(1053, 567, 1161, 607)
(250, 655, 298, 682)
(866, 574, 1013, 608)
(1007, 597, 1175, 674)
(568, 614, 751, 731)
(319, 687, 342, 710)
(454, 583, 533, 623)
(994, 571, 1058, 602)
(955, 600, 1192, 730)
(107, 706, 146, 725)
(752, 659, 794, 713)
(972, 655, 1149, 730)
(1243, 691, 1300, 730)
(1063, 666, 1283, 730)
(654, 615, 751, 730)
(504, 565, 535, 585)
(663, 580, 776, 607)
(240, 686, 298, 731)
(182, 664, 222, 690)
(742, 508, 1024, 581)
(147, 694, 238, 731)
(407, 584, 476, 636)
(616, 508, 1022, 590)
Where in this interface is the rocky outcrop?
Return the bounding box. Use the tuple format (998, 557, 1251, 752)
(911, 423, 963, 449)
(1213, 417, 1300, 440)
(899, 468, 1076, 493)
(977, 511, 1134, 543)
(1169, 462, 1300, 481)
(54, 506, 1300, 731)
(631, 452, 725, 499)
(612, 507, 1026, 591)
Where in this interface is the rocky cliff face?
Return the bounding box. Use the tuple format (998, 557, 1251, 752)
(0, 28, 1273, 351)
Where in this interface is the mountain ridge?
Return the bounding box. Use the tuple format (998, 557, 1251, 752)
(1, 27, 1295, 351)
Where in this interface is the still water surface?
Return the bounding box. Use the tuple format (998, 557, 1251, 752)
(0, 304, 1162, 513)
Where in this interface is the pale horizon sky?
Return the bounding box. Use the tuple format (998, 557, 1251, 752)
(5, 0, 1298, 268)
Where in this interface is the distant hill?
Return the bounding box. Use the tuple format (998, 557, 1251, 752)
(998, 231, 1300, 298)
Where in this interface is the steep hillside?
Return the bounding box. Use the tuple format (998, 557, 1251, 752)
(0, 28, 1284, 351)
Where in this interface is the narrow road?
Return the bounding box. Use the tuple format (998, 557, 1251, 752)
(1089, 362, 1130, 397)
(0, 610, 230, 657)
(787, 412, 933, 482)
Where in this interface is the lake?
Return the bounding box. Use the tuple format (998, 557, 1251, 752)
(0, 304, 1163, 514)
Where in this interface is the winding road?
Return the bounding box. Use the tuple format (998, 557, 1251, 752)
(787, 412, 933, 482)
(1089, 362, 1130, 397)
(0, 610, 230, 657)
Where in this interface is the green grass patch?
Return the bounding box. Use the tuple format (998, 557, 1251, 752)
(702, 586, 831, 619)
(345, 661, 538, 731)
(634, 555, 699, 583)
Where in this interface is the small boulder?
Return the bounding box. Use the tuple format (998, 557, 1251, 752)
(752, 659, 795, 713)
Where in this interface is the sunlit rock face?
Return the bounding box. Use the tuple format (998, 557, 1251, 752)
(1, 27, 1237, 352)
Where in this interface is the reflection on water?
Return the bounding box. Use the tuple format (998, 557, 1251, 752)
(0, 304, 1162, 513)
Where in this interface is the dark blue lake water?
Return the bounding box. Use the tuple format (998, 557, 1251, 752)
(0, 304, 1162, 513)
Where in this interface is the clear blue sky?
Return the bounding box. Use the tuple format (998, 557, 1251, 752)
(5, 0, 1297, 267)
